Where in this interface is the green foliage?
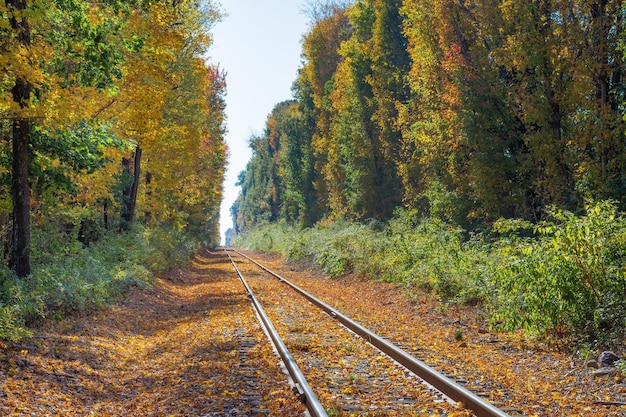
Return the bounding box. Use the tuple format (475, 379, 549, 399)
(236, 209, 490, 302)
(28, 121, 127, 195)
(419, 181, 468, 227)
(616, 360, 626, 378)
(236, 0, 626, 241)
(233, 220, 298, 257)
(0, 304, 31, 343)
(0, 222, 201, 344)
(48, 0, 126, 89)
(314, 221, 380, 277)
(235, 201, 626, 346)
(139, 225, 201, 272)
(0, 265, 33, 342)
(232, 99, 319, 235)
(377, 210, 490, 303)
(491, 201, 626, 344)
(1, 226, 149, 322)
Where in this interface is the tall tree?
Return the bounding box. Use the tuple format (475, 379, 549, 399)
(398, 0, 626, 222)
(233, 132, 279, 233)
(494, 0, 625, 214)
(272, 101, 316, 226)
(328, 0, 408, 219)
(94, 0, 225, 231)
(399, 0, 471, 218)
(290, 80, 321, 226)
(234, 0, 626, 231)
(2, 0, 126, 276)
(1, 0, 227, 278)
(7, 0, 32, 277)
(300, 4, 352, 216)
(578, 0, 625, 204)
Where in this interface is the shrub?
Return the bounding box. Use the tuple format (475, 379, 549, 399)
(139, 225, 200, 272)
(491, 201, 626, 345)
(235, 210, 491, 302)
(234, 201, 626, 346)
(234, 220, 298, 257)
(0, 304, 31, 344)
(0, 223, 201, 344)
(314, 222, 377, 277)
(379, 211, 490, 303)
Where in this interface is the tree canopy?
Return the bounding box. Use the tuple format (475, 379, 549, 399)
(1, 0, 227, 276)
(233, 0, 626, 233)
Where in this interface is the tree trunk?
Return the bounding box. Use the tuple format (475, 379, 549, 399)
(103, 199, 110, 231)
(8, 0, 32, 278)
(144, 171, 152, 221)
(10, 116, 31, 277)
(121, 146, 142, 229)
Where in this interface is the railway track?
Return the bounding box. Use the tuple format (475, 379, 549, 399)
(224, 248, 514, 417)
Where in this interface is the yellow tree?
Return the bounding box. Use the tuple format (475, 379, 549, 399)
(300, 4, 351, 218)
(93, 0, 225, 232)
(493, 0, 625, 212)
(326, 0, 409, 220)
(399, 0, 470, 215)
(1, 0, 126, 276)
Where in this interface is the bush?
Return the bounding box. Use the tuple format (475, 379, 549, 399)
(0, 223, 202, 344)
(234, 220, 298, 257)
(314, 222, 379, 277)
(235, 210, 491, 302)
(139, 225, 200, 272)
(491, 201, 626, 345)
(0, 304, 31, 344)
(235, 201, 626, 346)
(376, 210, 490, 303)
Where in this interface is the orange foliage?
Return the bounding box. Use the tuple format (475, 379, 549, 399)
(2, 251, 624, 415)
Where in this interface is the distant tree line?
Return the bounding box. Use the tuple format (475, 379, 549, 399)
(232, 0, 626, 233)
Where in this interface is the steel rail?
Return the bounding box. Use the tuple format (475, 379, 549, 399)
(224, 249, 328, 417)
(228, 248, 512, 417)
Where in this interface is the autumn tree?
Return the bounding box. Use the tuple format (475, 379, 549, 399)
(487, 0, 625, 216)
(571, 0, 625, 205)
(398, 0, 626, 222)
(291, 79, 323, 226)
(1, 0, 128, 276)
(397, 0, 469, 221)
(401, 0, 533, 222)
(5, 0, 33, 277)
(270, 101, 317, 226)
(496, 0, 578, 212)
(235, 0, 626, 232)
(184, 65, 227, 243)
(299, 3, 352, 217)
(93, 0, 226, 233)
(327, 0, 408, 220)
(367, 0, 410, 217)
(1, 0, 227, 277)
(232, 103, 289, 233)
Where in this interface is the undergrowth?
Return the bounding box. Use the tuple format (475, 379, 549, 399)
(0, 224, 201, 344)
(234, 200, 626, 348)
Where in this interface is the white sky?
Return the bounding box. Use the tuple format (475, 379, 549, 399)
(210, 1, 309, 243)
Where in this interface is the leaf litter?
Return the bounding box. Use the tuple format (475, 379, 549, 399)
(0, 250, 303, 416)
(1, 249, 624, 416)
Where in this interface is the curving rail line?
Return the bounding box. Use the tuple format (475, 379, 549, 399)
(226, 248, 512, 417)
